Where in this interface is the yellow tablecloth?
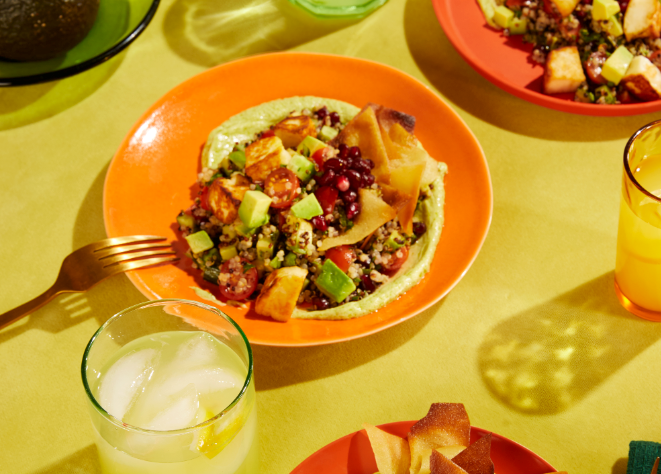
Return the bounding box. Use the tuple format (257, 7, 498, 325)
(2, 1, 660, 473)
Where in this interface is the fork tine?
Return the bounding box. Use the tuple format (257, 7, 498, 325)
(95, 242, 172, 259)
(103, 249, 177, 267)
(652, 457, 659, 474)
(108, 256, 179, 273)
(90, 235, 167, 252)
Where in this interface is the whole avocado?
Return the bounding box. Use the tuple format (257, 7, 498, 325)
(0, 0, 100, 62)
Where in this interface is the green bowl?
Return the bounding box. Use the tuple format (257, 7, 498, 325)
(0, 0, 160, 87)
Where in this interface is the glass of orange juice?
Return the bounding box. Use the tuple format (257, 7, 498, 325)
(615, 120, 661, 321)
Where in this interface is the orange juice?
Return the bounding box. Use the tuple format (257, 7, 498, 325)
(615, 154, 661, 313)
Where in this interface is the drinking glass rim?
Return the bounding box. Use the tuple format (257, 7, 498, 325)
(624, 118, 661, 204)
(80, 298, 254, 435)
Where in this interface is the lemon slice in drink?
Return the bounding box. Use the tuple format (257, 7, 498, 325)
(195, 402, 250, 460)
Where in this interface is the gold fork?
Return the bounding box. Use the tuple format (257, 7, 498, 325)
(652, 457, 659, 474)
(0, 235, 178, 330)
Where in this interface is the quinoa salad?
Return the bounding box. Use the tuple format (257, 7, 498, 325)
(478, 0, 661, 104)
(175, 97, 446, 322)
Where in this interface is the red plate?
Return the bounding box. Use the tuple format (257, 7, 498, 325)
(432, 0, 661, 116)
(291, 421, 557, 474)
(104, 52, 492, 346)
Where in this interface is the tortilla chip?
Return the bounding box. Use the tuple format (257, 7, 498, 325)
(451, 434, 494, 474)
(430, 451, 468, 474)
(419, 447, 467, 474)
(339, 105, 391, 184)
(364, 424, 411, 474)
(408, 404, 471, 474)
(319, 189, 396, 251)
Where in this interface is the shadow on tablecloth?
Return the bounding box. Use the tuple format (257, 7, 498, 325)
(32, 444, 100, 474)
(478, 271, 661, 415)
(162, 0, 358, 67)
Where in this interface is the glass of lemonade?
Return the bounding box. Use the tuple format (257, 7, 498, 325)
(615, 119, 661, 321)
(286, 0, 389, 18)
(81, 299, 258, 474)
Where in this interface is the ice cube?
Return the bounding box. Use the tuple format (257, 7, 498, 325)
(173, 333, 222, 369)
(97, 348, 158, 421)
(157, 367, 243, 398)
(143, 384, 200, 431)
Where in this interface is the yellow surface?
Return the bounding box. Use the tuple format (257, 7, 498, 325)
(1, 1, 661, 473)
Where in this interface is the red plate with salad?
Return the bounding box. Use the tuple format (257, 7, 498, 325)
(433, 0, 661, 115)
(103, 52, 492, 346)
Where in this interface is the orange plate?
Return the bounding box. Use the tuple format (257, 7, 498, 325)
(290, 421, 557, 474)
(104, 52, 492, 347)
(432, 0, 661, 116)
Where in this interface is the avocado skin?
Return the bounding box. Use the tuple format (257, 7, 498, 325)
(0, 0, 100, 62)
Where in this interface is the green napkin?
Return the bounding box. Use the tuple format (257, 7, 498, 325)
(628, 441, 661, 474)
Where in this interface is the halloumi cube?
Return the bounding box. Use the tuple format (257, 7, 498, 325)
(245, 136, 288, 182)
(255, 266, 308, 321)
(623, 0, 661, 40)
(548, 0, 580, 17)
(543, 46, 586, 94)
(208, 174, 250, 224)
(273, 115, 317, 149)
(621, 55, 661, 101)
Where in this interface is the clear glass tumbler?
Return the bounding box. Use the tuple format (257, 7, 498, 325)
(615, 119, 661, 321)
(81, 299, 258, 474)
(287, 0, 389, 18)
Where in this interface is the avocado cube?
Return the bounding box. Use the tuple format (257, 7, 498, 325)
(602, 45, 633, 85)
(287, 153, 316, 183)
(592, 0, 620, 20)
(257, 237, 274, 260)
(604, 15, 623, 37)
(508, 16, 527, 34)
(283, 252, 297, 267)
(236, 222, 258, 237)
(296, 135, 327, 157)
(319, 125, 339, 142)
(315, 259, 356, 303)
(291, 194, 324, 220)
(269, 257, 282, 270)
(176, 212, 196, 230)
(185, 230, 214, 254)
(494, 5, 514, 29)
(238, 190, 272, 228)
(222, 225, 237, 239)
(385, 231, 405, 251)
(229, 150, 246, 169)
(219, 245, 238, 261)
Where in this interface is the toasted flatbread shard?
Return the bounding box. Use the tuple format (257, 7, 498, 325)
(364, 424, 411, 474)
(255, 266, 308, 321)
(419, 447, 467, 474)
(339, 105, 391, 184)
(208, 174, 251, 224)
(369, 103, 416, 134)
(408, 404, 471, 474)
(245, 136, 288, 182)
(451, 434, 494, 474)
(430, 451, 469, 474)
(319, 189, 397, 251)
(380, 183, 411, 212)
(273, 115, 317, 149)
(390, 162, 426, 235)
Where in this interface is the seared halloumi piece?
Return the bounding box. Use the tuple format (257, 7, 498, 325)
(548, 0, 580, 17)
(255, 266, 308, 321)
(273, 115, 317, 149)
(621, 55, 661, 100)
(543, 46, 586, 94)
(623, 0, 661, 40)
(208, 174, 250, 224)
(245, 136, 288, 182)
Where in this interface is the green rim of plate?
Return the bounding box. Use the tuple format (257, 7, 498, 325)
(0, 0, 160, 87)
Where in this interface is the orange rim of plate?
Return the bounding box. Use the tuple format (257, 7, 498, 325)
(290, 421, 557, 473)
(432, 0, 661, 116)
(103, 52, 492, 346)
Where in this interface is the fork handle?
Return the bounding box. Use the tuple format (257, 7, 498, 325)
(0, 284, 63, 331)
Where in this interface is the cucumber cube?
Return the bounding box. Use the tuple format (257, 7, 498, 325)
(238, 190, 272, 228)
(315, 259, 356, 303)
(296, 135, 327, 157)
(494, 6, 514, 29)
(291, 194, 324, 220)
(287, 153, 316, 182)
(319, 125, 339, 141)
(602, 45, 633, 84)
(592, 0, 620, 20)
(219, 245, 238, 261)
(185, 230, 214, 254)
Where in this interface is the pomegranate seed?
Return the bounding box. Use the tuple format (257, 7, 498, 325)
(318, 169, 336, 186)
(413, 222, 427, 236)
(348, 146, 361, 159)
(352, 158, 371, 173)
(362, 173, 375, 187)
(365, 158, 375, 169)
(312, 296, 331, 310)
(346, 201, 361, 219)
(329, 111, 340, 126)
(334, 175, 350, 192)
(338, 144, 349, 158)
(345, 169, 363, 190)
(324, 158, 344, 171)
(315, 186, 339, 215)
(361, 275, 376, 292)
(341, 189, 358, 204)
(316, 106, 328, 120)
(311, 215, 328, 231)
